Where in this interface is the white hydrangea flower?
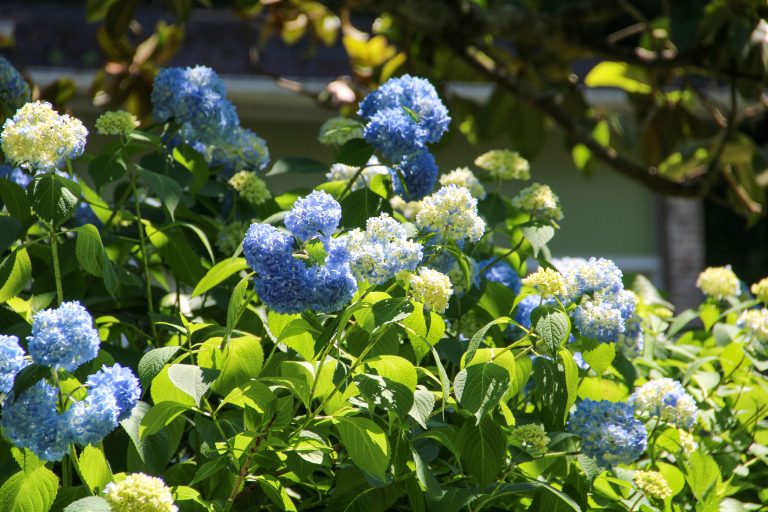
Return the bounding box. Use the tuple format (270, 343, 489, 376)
(325, 156, 389, 191)
(512, 183, 563, 222)
(409, 267, 453, 313)
(696, 265, 739, 299)
(104, 473, 177, 512)
(439, 167, 486, 199)
(630, 378, 697, 430)
(522, 268, 567, 297)
(416, 185, 485, 243)
(737, 308, 768, 342)
(474, 149, 530, 180)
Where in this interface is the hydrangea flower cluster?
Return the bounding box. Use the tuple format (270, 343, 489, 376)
(228, 171, 271, 206)
(1, 101, 87, 171)
(568, 399, 647, 468)
(415, 185, 486, 244)
(512, 423, 550, 454)
(751, 277, 768, 304)
(391, 150, 439, 201)
(390, 195, 422, 220)
(95, 110, 139, 136)
(634, 470, 673, 500)
(439, 167, 486, 199)
(561, 258, 634, 343)
(358, 75, 450, 200)
(696, 265, 740, 299)
(408, 267, 453, 313)
(429, 252, 479, 295)
(474, 149, 530, 181)
(325, 156, 389, 191)
(27, 301, 100, 372)
(104, 473, 178, 512)
(152, 66, 269, 173)
(522, 268, 567, 298)
(617, 320, 645, 359)
(0, 335, 29, 395)
(243, 191, 356, 314)
(0, 56, 30, 113)
(514, 294, 541, 330)
(480, 258, 522, 294)
(737, 309, 768, 342)
(318, 116, 364, 146)
(346, 213, 423, 284)
(512, 183, 563, 222)
(216, 220, 249, 255)
(630, 378, 697, 429)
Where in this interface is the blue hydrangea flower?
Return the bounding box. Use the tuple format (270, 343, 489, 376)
(618, 320, 644, 358)
(346, 213, 423, 284)
(73, 202, 102, 228)
(284, 191, 342, 242)
(0, 56, 31, 113)
(479, 258, 522, 294)
(514, 294, 541, 330)
(151, 66, 238, 143)
(572, 297, 625, 342)
(85, 364, 141, 421)
(1, 380, 69, 461)
(0, 335, 29, 394)
(243, 193, 357, 314)
(428, 251, 479, 295)
(359, 75, 450, 161)
(27, 301, 100, 372)
(564, 257, 623, 299)
(630, 378, 697, 429)
(391, 150, 438, 201)
(64, 386, 121, 447)
(0, 164, 31, 188)
(568, 399, 647, 468)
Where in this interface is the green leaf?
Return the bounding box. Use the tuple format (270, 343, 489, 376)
(255, 475, 298, 512)
(464, 316, 512, 365)
(340, 187, 392, 229)
(267, 312, 316, 361)
(408, 386, 436, 429)
(333, 416, 390, 481)
(10, 364, 48, 400)
(559, 349, 579, 410)
(74, 224, 105, 276)
(365, 355, 418, 391)
(581, 339, 616, 375)
(0, 181, 31, 225)
(226, 274, 253, 341)
(139, 169, 183, 220)
(521, 225, 554, 257)
(584, 61, 651, 93)
(0, 248, 31, 303)
(120, 401, 179, 473)
(63, 497, 112, 512)
(336, 138, 374, 167)
(140, 401, 192, 439)
(685, 451, 721, 502)
(402, 303, 445, 363)
(28, 174, 80, 226)
(266, 157, 327, 176)
(453, 362, 510, 423)
(167, 364, 219, 406)
(458, 417, 505, 487)
(202, 335, 264, 396)
(138, 346, 180, 391)
(412, 444, 442, 499)
(354, 297, 414, 333)
(192, 257, 248, 297)
(531, 306, 570, 357)
(189, 457, 228, 486)
(477, 281, 517, 320)
(88, 144, 126, 190)
(172, 145, 209, 193)
(78, 445, 112, 493)
(355, 373, 414, 418)
(0, 216, 20, 254)
(0, 467, 58, 512)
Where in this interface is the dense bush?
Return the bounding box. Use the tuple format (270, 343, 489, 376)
(0, 57, 767, 512)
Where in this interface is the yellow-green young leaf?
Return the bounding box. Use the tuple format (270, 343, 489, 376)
(192, 257, 248, 297)
(198, 335, 264, 396)
(353, 294, 413, 333)
(267, 312, 317, 361)
(220, 382, 276, 411)
(255, 475, 298, 512)
(584, 61, 652, 93)
(0, 467, 58, 512)
(151, 365, 196, 406)
(402, 302, 445, 363)
(657, 461, 686, 497)
(9, 448, 42, 475)
(559, 348, 580, 410)
(458, 417, 505, 487)
(454, 362, 510, 424)
(578, 377, 628, 401)
(464, 316, 513, 365)
(581, 340, 615, 375)
(364, 355, 417, 391)
(720, 342, 749, 376)
(140, 401, 192, 439)
(0, 248, 32, 303)
(225, 275, 253, 340)
(685, 451, 721, 502)
(167, 364, 219, 406)
(63, 496, 111, 512)
(333, 416, 390, 481)
(78, 445, 112, 492)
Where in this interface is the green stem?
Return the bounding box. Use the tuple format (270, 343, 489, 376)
(49, 223, 63, 305)
(68, 444, 94, 495)
(129, 173, 159, 342)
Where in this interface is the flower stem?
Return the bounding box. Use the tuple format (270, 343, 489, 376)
(49, 223, 63, 305)
(129, 173, 158, 342)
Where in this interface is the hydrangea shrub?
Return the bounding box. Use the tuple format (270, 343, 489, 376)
(0, 59, 766, 512)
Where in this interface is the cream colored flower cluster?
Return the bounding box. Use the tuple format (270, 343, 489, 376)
(228, 170, 271, 206)
(512, 183, 563, 222)
(439, 167, 486, 199)
(409, 267, 453, 313)
(634, 470, 673, 500)
(95, 110, 139, 136)
(751, 277, 768, 304)
(416, 185, 485, 243)
(696, 265, 740, 299)
(738, 308, 768, 342)
(104, 473, 177, 512)
(512, 423, 550, 454)
(474, 149, 530, 180)
(522, 267, 567, 297)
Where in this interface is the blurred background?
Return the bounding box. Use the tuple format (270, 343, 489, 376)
(2, 0, 767, 308)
